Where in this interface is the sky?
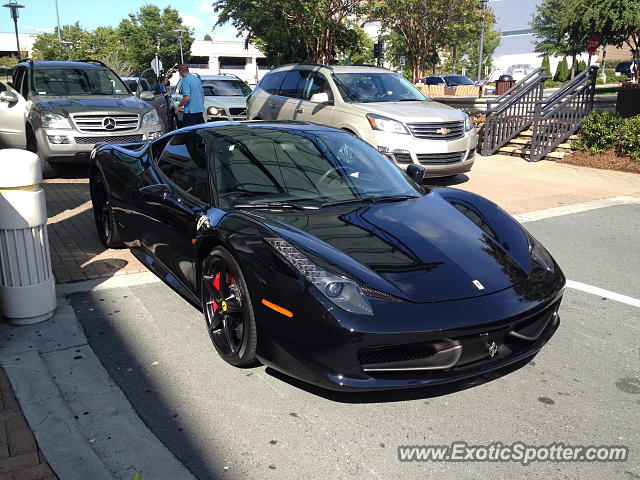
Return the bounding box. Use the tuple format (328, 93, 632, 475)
(0, 0, 240, 40)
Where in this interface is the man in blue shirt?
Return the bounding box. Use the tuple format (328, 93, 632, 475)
(175, 64, 205, 126)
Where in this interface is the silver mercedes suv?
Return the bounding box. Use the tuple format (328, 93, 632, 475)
(0, 60, 163, 177)
(246, 64, 478, 177)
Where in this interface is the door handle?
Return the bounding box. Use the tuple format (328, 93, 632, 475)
(295, 108, 303, 114)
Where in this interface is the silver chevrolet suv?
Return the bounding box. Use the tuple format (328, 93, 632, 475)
(246, 64, 478, 177)
(0, 60, 163, 177)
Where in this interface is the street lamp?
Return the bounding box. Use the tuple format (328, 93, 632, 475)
(174, 28, 186, 64)
(2, 0, 25, 60)
(61, 40, 72, 60)
(477, 0, 488, 82)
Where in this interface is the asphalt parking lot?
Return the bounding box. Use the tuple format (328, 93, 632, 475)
(66, 202, 640, 480)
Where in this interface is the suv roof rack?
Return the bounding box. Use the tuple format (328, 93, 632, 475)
(275, 62, 334, 71)
(348, 63, 389, 70)
(18, 58, 34, 66)
(77, 59, 109, 68)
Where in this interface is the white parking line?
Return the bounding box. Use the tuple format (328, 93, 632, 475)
(566, 280, 640, 308)
(515, 196, 640, 223)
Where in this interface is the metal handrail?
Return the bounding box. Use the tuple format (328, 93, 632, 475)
(487, 67, 547, 106)
(543, 66, 596, 106)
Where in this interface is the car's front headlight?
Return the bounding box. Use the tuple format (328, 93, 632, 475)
(207, 106, 224, 116)
(366, 114, 410, 135)
(39, 112, 71, 129)
(142, 109, 160, 126)
(464, 113, 474, 132)
(528, 235, 555, 272)
(266, 237, 373, 315)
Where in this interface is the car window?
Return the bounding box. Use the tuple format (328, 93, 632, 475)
(32, 68, 128, 95)
(333, 72, 426, 103)
(258, 72, 285, 95)
(303, 72, 333, 101)
(12, 68, 25, 94)
(156, 133, 210, 204)
(279, 70, 311, 98)
(424, 77, 443, 85)
(209, 127, 421, 209)
(201, 79, 251, 96)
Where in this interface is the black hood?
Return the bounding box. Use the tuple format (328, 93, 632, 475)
(251, 192, 529, 303)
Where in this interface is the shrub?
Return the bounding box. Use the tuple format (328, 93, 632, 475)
(554, 57, 570, 83)
(576, 111, 623, 153)
(541, 55, 555, 87)
(600, 68, 628, 84)
(577, 60, 587, 72)
(620, 116, 640, 160)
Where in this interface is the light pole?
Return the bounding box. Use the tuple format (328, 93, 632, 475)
(2, 0, 25, 60)
(61, 40, 71, 60)
(174, 28, 186, 64)
(477, 0, 488, 82)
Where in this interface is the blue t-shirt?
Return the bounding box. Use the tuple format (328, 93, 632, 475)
(180, 74, 204, 114)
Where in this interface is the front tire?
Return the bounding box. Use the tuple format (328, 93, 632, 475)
(90, 173, 124, 248)
(26, 126, 57, 178)
(201, 247, 258, 367)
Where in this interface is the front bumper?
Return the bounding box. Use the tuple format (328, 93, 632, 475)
(254, 270, 565, 392)
(206, 115, 247, 123)
(35, 124, 163, 163)
(370, 129, 479, 177)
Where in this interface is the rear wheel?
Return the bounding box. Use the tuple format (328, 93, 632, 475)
(90, 173, 124, 248)
(26, 126, 57, 178)
(201, 247, 258, 367)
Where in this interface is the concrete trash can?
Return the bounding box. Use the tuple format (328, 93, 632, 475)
(0, 149, 56, 325)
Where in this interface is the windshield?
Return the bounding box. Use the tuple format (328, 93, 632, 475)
(202, 79, 251, 96)
(209, 127, 422, 209)
(33, 68, 129, 96)
(334, 72, 426, 103)
(444, 75, 475, 86)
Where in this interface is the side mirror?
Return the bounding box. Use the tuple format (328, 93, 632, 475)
(310, 92, 330, 104)
(406, 164, 426, 184)
(139, 183, 173, 203)
(0, 91, 18, 104)
(140, 91, 155, 101)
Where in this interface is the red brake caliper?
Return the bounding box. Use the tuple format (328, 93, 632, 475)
(211, 272, 220, 311)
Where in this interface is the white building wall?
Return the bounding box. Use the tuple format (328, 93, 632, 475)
(186, 39, 268, 85)
(0, 32, 38, 57)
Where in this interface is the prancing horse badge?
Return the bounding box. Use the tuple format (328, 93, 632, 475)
(196, 215, 209, 231)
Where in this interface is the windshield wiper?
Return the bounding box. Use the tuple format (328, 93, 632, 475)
(321, 195, 418, 208)
(234, 201, 318, 211)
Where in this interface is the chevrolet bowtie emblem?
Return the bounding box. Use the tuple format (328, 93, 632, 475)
(437, 127, 451, 135)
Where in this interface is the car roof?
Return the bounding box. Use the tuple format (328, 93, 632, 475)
(200, 75, 242, 81)
(269, 63, 391, 75)
(19, 61, 107, 70)
(173, 120, 342, 137)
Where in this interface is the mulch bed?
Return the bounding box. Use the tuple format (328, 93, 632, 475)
(559, 149, 640, 174)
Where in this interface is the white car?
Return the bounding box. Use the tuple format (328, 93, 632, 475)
(247, 64, 478, 177)
(172, 74, 251, 123)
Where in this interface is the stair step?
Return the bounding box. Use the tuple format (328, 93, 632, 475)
(497, 147, 568, 160)
(511, 130, 578, 141)
(505, 140, 573, 151)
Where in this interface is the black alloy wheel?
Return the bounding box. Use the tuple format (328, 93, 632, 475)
(201, 247, 258, 367)
(90, 174, 123, 248)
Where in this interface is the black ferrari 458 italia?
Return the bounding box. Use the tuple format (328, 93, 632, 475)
(89, 121, 565, 391)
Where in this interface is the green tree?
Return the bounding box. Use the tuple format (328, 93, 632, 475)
(204, 34, 212, 41)
(213, 0, 366, 65)
(453, 26, 500, 79)
(118, 4, 194, 73)
(567, 0, 640, 73)
(372, 0, 486, 82)
(531, 0, 588, 78)
(577, 59, 587, 72)
(32, 22, 94, 61)
(554, 56, 570, 82)
(541, 54, 555, 86)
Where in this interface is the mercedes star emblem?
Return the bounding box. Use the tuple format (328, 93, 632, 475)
(102, 117, 117, 130)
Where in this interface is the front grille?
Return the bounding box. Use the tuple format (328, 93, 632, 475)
(359, 300, 561, 376)
(72, 114, 140, 133)
(229, 107, 247, 115)
(407, 121, 465, 140)
(417, 151, 466, 164)
(393, 152, 413, 164)
(76, 134, 143, 145)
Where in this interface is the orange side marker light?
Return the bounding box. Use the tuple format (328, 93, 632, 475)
(261, 299, 293, 318)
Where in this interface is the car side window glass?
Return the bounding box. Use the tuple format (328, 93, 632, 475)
(303, 73, 333, 101)
(12, 68, 24, 93)
(279, 70, 310, 98)
(20, 70, 29, 97)
(156, 133, 210, 204)
(259, 72, 285, 95)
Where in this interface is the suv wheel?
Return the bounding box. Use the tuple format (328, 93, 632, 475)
(26, 126, 58, 179)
